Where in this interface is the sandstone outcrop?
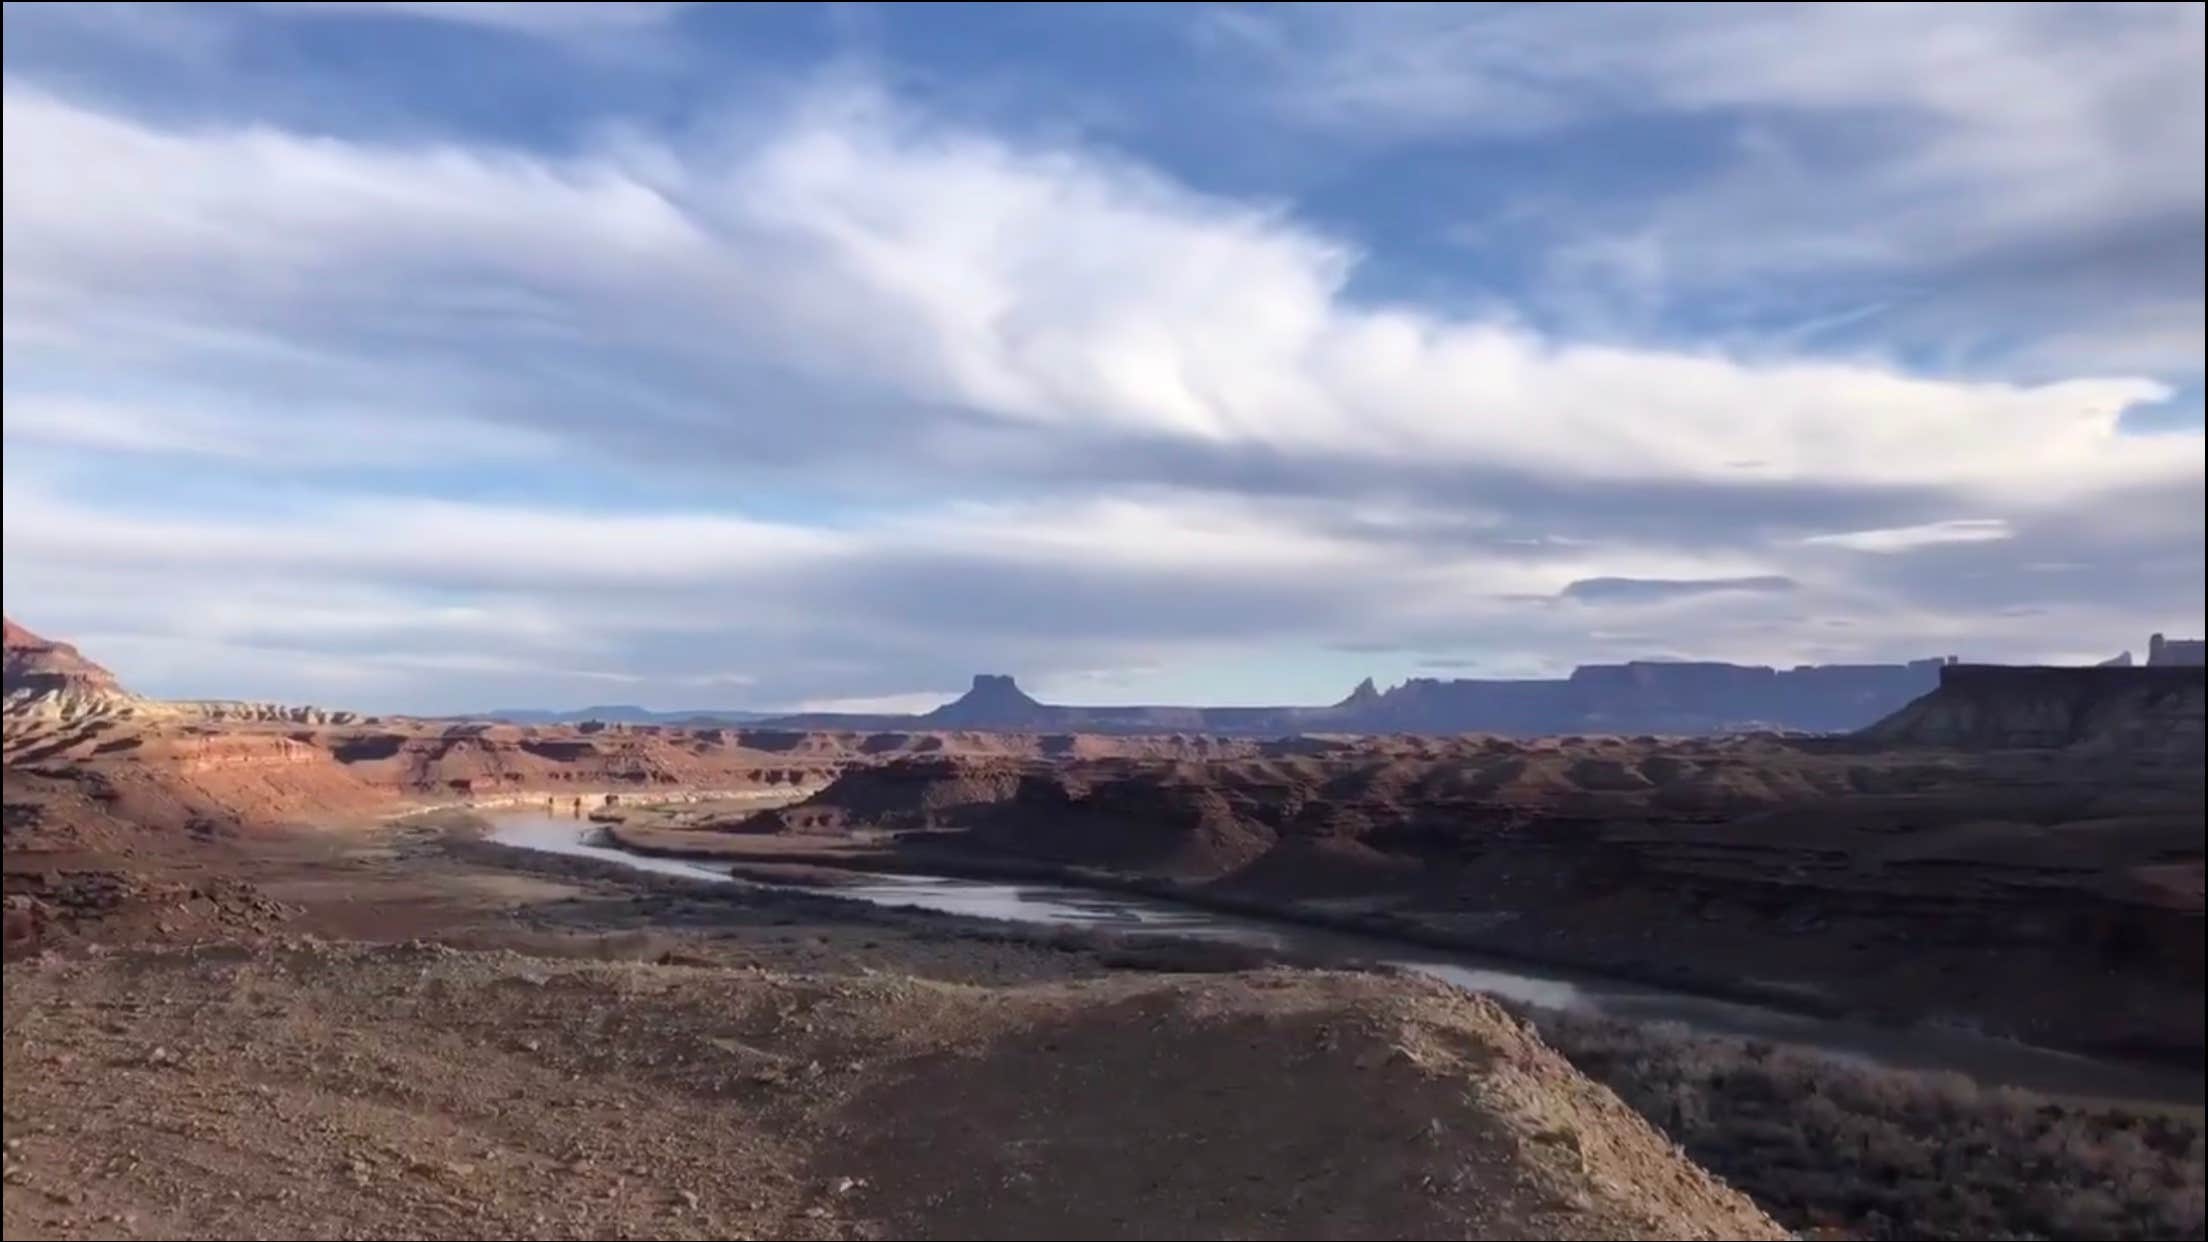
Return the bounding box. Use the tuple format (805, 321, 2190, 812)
(3, 617, 139, 719)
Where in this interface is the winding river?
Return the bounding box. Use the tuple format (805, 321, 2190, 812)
(488, 811, 2203, 1107)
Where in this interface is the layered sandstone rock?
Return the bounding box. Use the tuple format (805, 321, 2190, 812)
(3, 617, 139, 719)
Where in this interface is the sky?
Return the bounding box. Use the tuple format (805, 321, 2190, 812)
(2, 1, 2202, 714)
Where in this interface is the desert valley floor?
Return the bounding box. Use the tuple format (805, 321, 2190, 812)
(3, 620, 2203, 1240)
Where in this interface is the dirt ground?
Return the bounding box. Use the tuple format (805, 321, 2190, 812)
(0, 819, 1784, 1241)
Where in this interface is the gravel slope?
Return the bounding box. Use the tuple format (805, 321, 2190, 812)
(2, 943, 1782, 1241)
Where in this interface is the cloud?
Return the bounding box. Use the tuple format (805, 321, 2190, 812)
(3, 80, 2193, 501)
(1559, 575, 1797, 605)
(0, 21, 2200, 711)
(253, 3, 688, 36)
(1201, 4, 2200, 161)
(1200, 3, 2204, 378)
(11, 452, 2192, 713)
(791, 690, 958, 716)
(1801, 519, 2015, 553)
(0, 485, 843, 591)
(0, 478, 1898, 708)
(0, 393, 547, 467)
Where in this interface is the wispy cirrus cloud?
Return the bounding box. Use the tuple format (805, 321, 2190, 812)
(1802, 519, 2015, 553)
(253, 3, 689, 35)
(1559, 575, 1798, 605)
(1199, 3, 2205, 378)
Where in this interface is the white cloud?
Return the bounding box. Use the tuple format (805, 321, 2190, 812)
(3, 80, 2194, 500)
(0, 481, 1772, 605)
(1204, 3, 2203, 221)
(0, 393, 547, 466)
(791, 691, 958, 716)
(1, 41, 2199, 711)
(254, 3, 687, 35)
(1, 479, 1836, 707)
(1203, 3, 2205, 376)
(0, 484, 844, 589)
(1801, 519, 2016, 553)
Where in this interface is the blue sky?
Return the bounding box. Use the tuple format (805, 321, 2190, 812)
(2, 1, 2202, 713)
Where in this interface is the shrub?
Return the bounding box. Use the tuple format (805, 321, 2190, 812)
(1522, 1006, 2205, 1241)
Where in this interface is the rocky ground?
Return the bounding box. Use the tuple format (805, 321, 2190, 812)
(6, 799, 2205, 1241)
(5, 621, 2204, 1238)
(2, 822, 1783, 1242)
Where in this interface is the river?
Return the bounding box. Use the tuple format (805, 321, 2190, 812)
(488, 811, 2203, 1107)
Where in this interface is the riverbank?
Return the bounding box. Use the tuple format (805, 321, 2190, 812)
(474, 810, 2206, 1241)
(610, 819, 1859, 1012)
(379, 785, 819, 822)
(8, 792, 2202, 1241)
(466, 813, 2189, 1111)
(594, 762, 2206, 1071)
(610, 818, 2204, 1078)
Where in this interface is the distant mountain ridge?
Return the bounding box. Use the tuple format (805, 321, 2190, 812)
(471, 704, 776, 726)
(465, 660, 1967, 735)
(13, 613, 2201, 740)
(758, 657, 1962, 737)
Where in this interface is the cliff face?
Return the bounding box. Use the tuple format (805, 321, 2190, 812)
(2, 618, 137, 718)
(1863, 664, 2207, 752)
(2149, 634, 2207, 666)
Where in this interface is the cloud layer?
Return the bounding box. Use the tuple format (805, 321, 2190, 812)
(1, 3, 2200, 712)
